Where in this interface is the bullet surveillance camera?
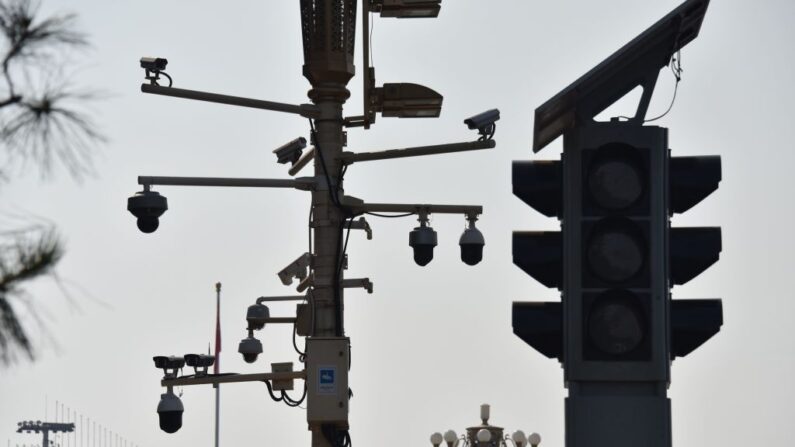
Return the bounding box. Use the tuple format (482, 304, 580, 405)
(156, 392, 184, 434)
(464, 109, 500, 140)
(153, 355, 185, 370)
(273, 137, 307, 165)
(184, 353, 215, 370)
(459, 225, 485, 266)
(409, 224, 437, 266)
(246, 304, 270, 330)
(278, 253, 312, 286)
(140, 57, 168, 72)
(238, 336, 263, 363)
(128, 190, 168, 233)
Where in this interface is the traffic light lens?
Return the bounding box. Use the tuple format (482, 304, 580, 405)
(588, 292, 645, 356)
(587, 225, 645, 282)
(588, 149, 644, 210)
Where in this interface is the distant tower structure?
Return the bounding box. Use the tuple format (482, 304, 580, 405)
(17, 420, 74, 446)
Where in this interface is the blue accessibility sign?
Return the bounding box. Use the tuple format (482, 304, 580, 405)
(318, 366, 337, 395)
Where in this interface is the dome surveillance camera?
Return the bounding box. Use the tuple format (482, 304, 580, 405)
(157, 392, 184, 434)
(409, 224, 437, 266)
(246, 304, 270, 331)
(459, 225, 485, 266)
(127, 190, 168, 233)
(238, 336, 263, 363)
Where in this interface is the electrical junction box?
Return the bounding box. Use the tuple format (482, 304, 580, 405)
(271, 362, 294, 391)
(306, 337, 350, 424)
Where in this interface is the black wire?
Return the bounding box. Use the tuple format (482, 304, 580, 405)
(645, 49, 683, 123)
(322, 425, 352, 447)
(308, 205, 314, 254)
(292, 324, 306, 362)
(643, 80, 680, 123)
(281, 384, 307, 407)
(478, 122, 496, 141)
(309, 119, 343, 208)
(336, 219, 354, 278)
(160, 71, 173, 87)
(264, 380, 283, 402)
(365, 211, 415, 218)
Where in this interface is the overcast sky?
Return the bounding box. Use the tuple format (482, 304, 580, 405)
(1, 0, 794, 446)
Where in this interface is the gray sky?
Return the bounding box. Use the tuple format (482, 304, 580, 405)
(1, 0, 794, 446)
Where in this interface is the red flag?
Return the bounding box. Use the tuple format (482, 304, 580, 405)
(214, 282, 221, 374)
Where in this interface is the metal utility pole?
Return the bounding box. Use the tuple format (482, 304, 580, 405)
(214, 282, 221, 447)
(16, 420, 74, 447)
(511, 1, 722, 446)
(132, 2, 496, 447)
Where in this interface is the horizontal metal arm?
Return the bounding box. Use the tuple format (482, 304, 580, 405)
(138, 176, 315, 191)
(264, 317, 297, 324)
(340, 139, 495, 164)
(162, 370, 306, 387)
(141, 84, 320, 118)
(340, 196, 482, 217)
(256, 295, 309, 304)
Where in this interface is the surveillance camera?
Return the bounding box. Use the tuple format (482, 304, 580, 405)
(128, 190, 168, 233)
(277, 252, 312, 286)
(238, 336, 263, 364)
(409, 225, 437, 266)
(459, 225, 485, 266)
(153, 355, 185, 370)
(184, 354, 215, 368)
(140, 57, 168, 72)
(273, 137, 307, 165)
(156, 392, 184, 434)
(246, 304, 270, 330)
(464, 109, 500, 139)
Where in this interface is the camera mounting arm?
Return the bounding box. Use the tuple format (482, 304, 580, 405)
(138, 175, 315, 191)
(141, 84, 321, 119)
(339, 139, 495, 165)
(340, 195, 482, 218)
(161, 370, 306, 388)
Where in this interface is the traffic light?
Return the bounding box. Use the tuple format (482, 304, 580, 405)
(511, 0, 719, 446)
(513, 123, 723, 445)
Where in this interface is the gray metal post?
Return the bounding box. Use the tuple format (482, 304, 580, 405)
(300, 2, 357, 445)
(307, 87, 349, 447)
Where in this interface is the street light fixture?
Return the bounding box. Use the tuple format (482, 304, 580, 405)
(371, 0, 442, 18)
(429, 404, 542, 447)
(374, 82, 443, 118)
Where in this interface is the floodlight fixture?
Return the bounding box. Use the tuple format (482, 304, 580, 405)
(532, 0, 710, 152)
(372, 0, 441, 18)
(372, 83, 443, 118)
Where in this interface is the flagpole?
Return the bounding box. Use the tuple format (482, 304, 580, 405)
(214, 282, 222, 447)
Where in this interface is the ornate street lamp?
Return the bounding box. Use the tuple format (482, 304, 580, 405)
(429, 404, 542, 447)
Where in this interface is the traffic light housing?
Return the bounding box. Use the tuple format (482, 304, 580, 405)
(512, 1, 719, 446)
(512, 123, 723, 371)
